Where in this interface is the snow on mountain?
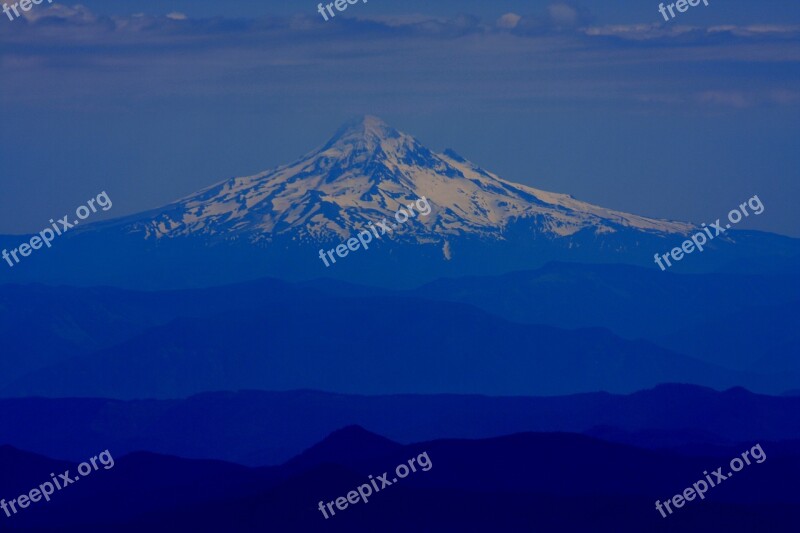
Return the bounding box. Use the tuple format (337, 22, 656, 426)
(127, 115, 693, 243)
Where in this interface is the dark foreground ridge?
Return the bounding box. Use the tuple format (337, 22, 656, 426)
(1, 427, 798, 532)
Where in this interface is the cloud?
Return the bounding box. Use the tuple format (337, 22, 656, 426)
(583, 24, 697, 40)
(4, 4, 796, 47)
(19, 3, 98, 24)
(508, 2, 592, 35)
(769, 89, 800, 105)
(708, 24, 800, 37)
(497, 13, 522, 30)
(583, 23, 800, 44)
(1, 3, 798, 113)
(692, 89, 800, 108)
(548, 3, 579, 27)
(696, 91, 750, 108)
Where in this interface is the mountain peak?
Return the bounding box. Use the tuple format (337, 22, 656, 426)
(285, 425, 402, 470)
(355, 114, 392, 135)
(324, 115, 401, 150)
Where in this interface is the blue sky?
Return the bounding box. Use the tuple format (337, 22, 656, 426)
(1, 1, 798, 236)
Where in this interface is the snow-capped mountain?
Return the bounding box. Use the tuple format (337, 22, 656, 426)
(126, 115, 693, 243)
(5, 115, 794, 290)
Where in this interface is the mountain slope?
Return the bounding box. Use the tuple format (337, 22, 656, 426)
(409, 262, 800, 353)
(1, 294, 784, 399)
(3, 265, 799, 394)
(117, 116, 693, 243)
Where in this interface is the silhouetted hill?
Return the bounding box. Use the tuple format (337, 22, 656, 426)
(1, 385, 798, 466)
(3, 263, 799, 398)
(2, 428, 799, 532)
(285, 425, 403, 471)
(0, 445, 70, 498)
(6, 295, 767, 399)
(656, 300, 800, 372)
(0, 279, 322, 388)
(410, 262, 800, 372)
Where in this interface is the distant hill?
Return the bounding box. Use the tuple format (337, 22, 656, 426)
(1, 385, 799, 466)
(1, 295, 762, 399)
(3, 263, 799, 399)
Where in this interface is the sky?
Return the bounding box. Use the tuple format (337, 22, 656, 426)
(1, 0, 799, 236)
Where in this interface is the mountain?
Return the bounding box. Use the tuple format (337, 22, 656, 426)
(283, 425, 403, 472)
(2, 116, 796, 289)
(0, 278, 323, 386)
(2, 266, 798, 400)
(3, 429, 800, 532)
(4, 292, 776, 400)
(1, 385, 800, 467)
(111, 115, 692, 243)
(404, 262, 800, 371)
